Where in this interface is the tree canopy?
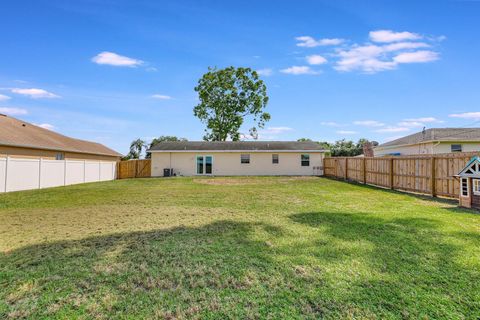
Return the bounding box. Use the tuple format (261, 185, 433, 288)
(194, 66, 270, 141)
(296, 138, 378, 157)
(145, 136, 188, 159)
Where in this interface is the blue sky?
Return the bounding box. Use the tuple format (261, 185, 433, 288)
(1, 0, 480, 154)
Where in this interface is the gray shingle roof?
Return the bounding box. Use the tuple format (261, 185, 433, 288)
(148, 141, 325, 152)
(378, 128, 480, 148)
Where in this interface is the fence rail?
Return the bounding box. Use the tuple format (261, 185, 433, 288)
(117, 159, 151, 179)
(323, 152, 479, 198)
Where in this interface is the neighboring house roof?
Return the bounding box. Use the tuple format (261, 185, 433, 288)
(148, 141, 326, 152)
(0, 114, 122, 157)
(377, 128, 480, 148)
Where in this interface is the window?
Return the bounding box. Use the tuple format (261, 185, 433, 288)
(196, 155, 213, 175)
(461, 178, 469, 197)
(451, 144, 462, 152)
(205, 156, 212, 174)
(241, 154, 250, 164)
(272, 154, 279, 164)
(55, 153, 64, 160)
(196, 156, 204, 174)
(301, 154, 310, 166)
(473, 179, 480, 195)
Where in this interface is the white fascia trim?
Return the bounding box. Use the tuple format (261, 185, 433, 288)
(148, 149, 326, 153)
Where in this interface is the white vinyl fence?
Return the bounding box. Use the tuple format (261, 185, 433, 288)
(0, 156, 117, 193)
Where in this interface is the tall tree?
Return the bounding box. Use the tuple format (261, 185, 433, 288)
(194, 66, 270, 141)
(330, 138, 378, 157)
(145, 136, 187, 159)
(124, 138, 146, 160)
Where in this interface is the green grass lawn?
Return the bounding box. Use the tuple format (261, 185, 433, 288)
(1, 177, 479, 319)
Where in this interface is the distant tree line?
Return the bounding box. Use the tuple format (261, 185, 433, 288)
(123, 136, 187, 160)
(297, 138, 378, 157)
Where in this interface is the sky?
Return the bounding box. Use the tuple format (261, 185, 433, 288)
(1, 0, 480, 155)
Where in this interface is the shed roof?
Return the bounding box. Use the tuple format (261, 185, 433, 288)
(378, 128, 480, 148)
(0, 114, 122, 157)
(148, 141, 326, 152)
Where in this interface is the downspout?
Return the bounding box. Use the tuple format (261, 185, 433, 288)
(432, 141, 441, 154)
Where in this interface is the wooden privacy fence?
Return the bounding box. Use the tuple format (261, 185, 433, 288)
(117, 159, 151, 179)
(323, 152, 480, 198)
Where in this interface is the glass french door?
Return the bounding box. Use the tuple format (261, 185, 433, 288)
(196, 156, 213, 175)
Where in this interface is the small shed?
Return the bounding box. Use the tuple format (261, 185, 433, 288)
(456, 156, 480, 209)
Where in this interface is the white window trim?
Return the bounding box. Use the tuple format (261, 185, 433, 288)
(301, 154, 310, 167)
(461, 178, 469, 197)
(195, 155, 213, 175)
(240, 154, 250, 164)
(451, 144, 462, 152)
(272, 154, 279, 164)
(473, 179, 480, 195)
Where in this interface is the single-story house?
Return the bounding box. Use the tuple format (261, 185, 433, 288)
(0, 114, 122, 161)
(374, 128, 480, 156)
(148, 141, 326, 176)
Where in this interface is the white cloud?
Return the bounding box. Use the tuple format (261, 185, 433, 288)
(398, 121, 426, 127)
(242, 126, 293, 140)
(0, 107, 28, 115)
(35, 123, 55, 130)
(306, 55, 327, 65)
(403, 117, 442, 123)
(353, 120, 385, 127)
(383, 42, 430, 52)
(0, 94, 11, 101)
(321, 121, 341, 127)
(399, 117, 444, 127)
(280, 66, 319, 75)
(335, 43, 439, 73)
(336, 130, 357, 135)
(375, 126, 410, 133)
(257, 68, 273, 76)
(393, 50, 439, 63)
(10, 88, 60, 99)
(151, 94, 172, 100)
(449, 112, 480, 120)
(335, 45, 396, 73)
(259, 126, 293, 134)
(369, 30, 422, 43)
(295, 36, 344, 47)
(92, 51, 143, 67)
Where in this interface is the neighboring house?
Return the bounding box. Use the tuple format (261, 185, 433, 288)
(0, 114, 121, 161)
(374, 128, 480, 156)
(0, 114, 122, 192)
(148, 141, 326, 176)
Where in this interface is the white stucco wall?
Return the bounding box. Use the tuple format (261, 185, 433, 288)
(374, 142, 480, 156)
(151, 152, 324, 176)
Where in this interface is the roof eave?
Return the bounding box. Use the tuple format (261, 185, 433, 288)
(147, 149, 327, 153)
(0, 141, 122, 158)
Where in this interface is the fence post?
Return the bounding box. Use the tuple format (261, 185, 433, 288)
(344, 158, 348, 181)
(135, 160, 139, 178)
(38, 157, 42, 189)
(431, 157, 436, 197)
(4, 156, 9, 192)
(363, 158, 367, 184)
(389, 158, 394, 190)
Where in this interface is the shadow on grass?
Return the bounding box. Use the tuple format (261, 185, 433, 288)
(289, 211, 480, 318)
(1, 214, 479, 319)
(323, 177, 461, 206)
